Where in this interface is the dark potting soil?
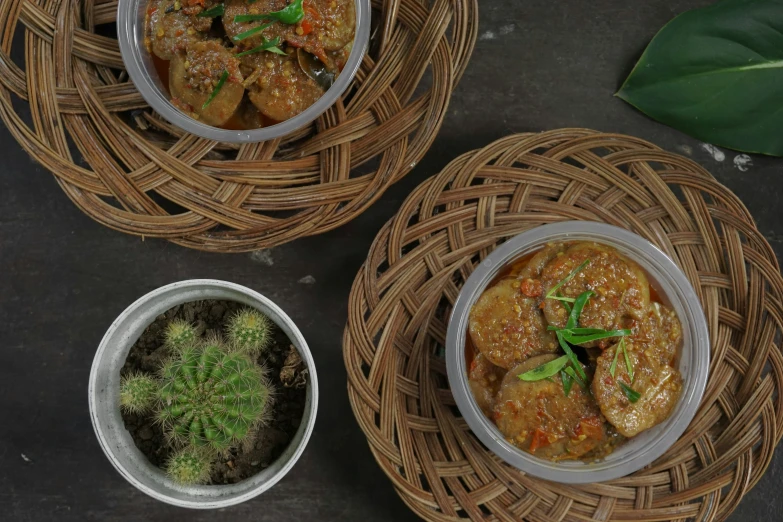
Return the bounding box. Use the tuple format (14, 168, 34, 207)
(119, 300, 308, 484)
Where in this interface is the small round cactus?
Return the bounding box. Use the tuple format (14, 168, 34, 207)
(157, 341, 271, 451)
(165, 447, 212, 485)
(119, 373, 158, 414)
(226, 309, 272, 354)
(164, 319, 197, 353)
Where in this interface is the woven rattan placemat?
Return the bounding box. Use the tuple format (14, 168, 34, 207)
(0, 0, 477, 252)
(344, 129, 783, 521)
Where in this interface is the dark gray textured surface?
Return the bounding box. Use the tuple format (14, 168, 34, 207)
(1, 1, 781, 520)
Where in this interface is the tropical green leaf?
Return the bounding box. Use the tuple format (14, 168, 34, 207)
(616, 0, 783, 156)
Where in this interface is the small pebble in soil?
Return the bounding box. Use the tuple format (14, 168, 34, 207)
(119, 299, 308, 484)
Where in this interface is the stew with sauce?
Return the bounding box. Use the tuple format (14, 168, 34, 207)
(144, 0, 355, 130)
(467, 241, 683, 461)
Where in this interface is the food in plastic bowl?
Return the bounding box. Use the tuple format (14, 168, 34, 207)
(118, 0, 370, 142)
(445, 222, 710, 483)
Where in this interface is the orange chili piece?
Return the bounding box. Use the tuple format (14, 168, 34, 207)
(300, 20, 313, 35)
(575, 416, 603, 440)
(529, 428, 552, 452)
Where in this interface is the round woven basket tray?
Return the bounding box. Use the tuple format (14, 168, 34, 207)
(344, 129, 783, 521)
(0, 0, 477, 252)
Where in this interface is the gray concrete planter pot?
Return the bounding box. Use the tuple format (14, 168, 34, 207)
(88, 279, 318, 509)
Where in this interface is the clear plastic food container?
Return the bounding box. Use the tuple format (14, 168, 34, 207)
(446, 221, 710, 483)
(117, 0, 370, 143)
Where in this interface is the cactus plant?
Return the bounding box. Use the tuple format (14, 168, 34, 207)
(120, 307, 279, 485)
(119, 373, 158, 414)
(156, 341, 272, 452)
(164, 319, 197, 353)
(227, 309, 272, 354)
(165, 447, 213, 485)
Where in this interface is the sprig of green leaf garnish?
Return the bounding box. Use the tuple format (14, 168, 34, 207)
(619, 381, 640, 403)
(560, 369, 573, 397)
(622, 339, 634, 381)
(202, 70, 229, 109)
(609, 337, 635, 383)
(197, 3, 225, 17)
(610, 340, 621, 377)
(544, 259, 590, 303)
(566, 290, 591, 329)
(518, 355, 569, 381)
(564, 365, 587, 390)
(234, 0, 304, 24)
(556, 331, 587, 381)
(561, 329, 632, 345)
(521, 262, 637, 398)
(232, 21, 274, 42)
(235, 37, 286, 56)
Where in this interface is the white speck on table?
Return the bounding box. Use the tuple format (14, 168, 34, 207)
(250, 249, 274, 266)
(700, 143, 725, 162)
(734, 154, 753, 172)
(678, 145, 692, 156)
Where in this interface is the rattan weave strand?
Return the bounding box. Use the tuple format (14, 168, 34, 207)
(344, 129, 783, 521)
(0, 0, 477, 252)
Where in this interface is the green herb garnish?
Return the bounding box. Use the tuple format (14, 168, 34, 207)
(197, 3, 225, 17)
(233, 0, 304, 24)
(565, 366, 587, 390)
(556, 331, 587, 381)
(235, 37, 286, 56)
(610, 342, 620, 378)
(545, 259, 590, 303)
(619, 381, 641, 403)
(561, 329, 632, 345)
(622, 338, 634, 381)
(548, 327, 605, 334)
(560, 369, 573, 397)
(527, 267, 637, 398)
(518, 355, 569, 381)
(232, 21, 274, 42)
(566, 291, 592, 329)
(202, 70, 229, 110)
